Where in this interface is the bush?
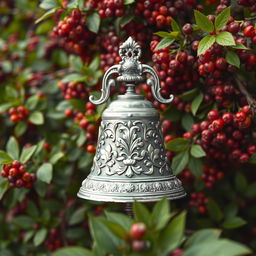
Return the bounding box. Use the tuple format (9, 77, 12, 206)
(0, 0, 255, 255)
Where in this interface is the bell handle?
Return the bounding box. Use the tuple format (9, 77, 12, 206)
(89, 65, 119, 105)
(142, 64, 173, 104)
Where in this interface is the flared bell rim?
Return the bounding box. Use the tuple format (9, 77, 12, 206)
(77, 175, 186, 203)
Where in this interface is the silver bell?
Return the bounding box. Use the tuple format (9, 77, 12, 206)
(77, 37, 186, 202)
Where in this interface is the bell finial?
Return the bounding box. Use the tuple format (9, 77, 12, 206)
(89, 37, 173, 105)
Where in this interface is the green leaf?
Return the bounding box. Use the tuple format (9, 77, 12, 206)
(25, 95, 39, 110)
(133, 201, 151, 227)
(119, 14, 134, 27)
(6, 136, 19, 160)
(89, 216, 122, 255)
(222, 217, 246, 229)
(37, 163, 53, 184)
(0, 151, 13, 164)
(29, 111, 44, 125)
(105, 211, 133, 232)
(182, 114, 194, 131)
(225, 51, 240, 68)
(166, 138, 190, 152)
(69, 207, 86, 225)
(188, 157, 203, 177)
(171, 18, 181, 32)
(101, 219, 127, 239)
(20, 145, 37, 163)
(52, 247, 93, 256)
(198, 35, 215, 55)
(191, 93, 204, 115)
(87, 12, 100, 33)
(13, 215, 35, 229)
(179, 88, 198, 101)
(194, 10, 214, 32)
(124, 0, 135, 4)
(33, 228, 47, 246)
(207, 199, 223, 222)
(185, 229, 221, 248)
(49, 152, 64, 164)
(70, 55, 83, 73)
(183, 239, 251, 256)
(155, 38, 175, 51)
(216, 31, 235, 46)
(171, 151, 189, 174)
(62, 73, 86, 83)
(152, 198, 171, 230)
(232, 43, 249, 50)
(14, 121, 28, 137)
(0, 178, 8, 200)
(24, 230, 35, 243)
(235, 172, 247, 192)
(35, 8, 56, 24)
(159, 211, 186, 255)
(215, 7, 231, 31)
(190, 145, 206, 158)
(154, 31, 178, 38)
(39, 0, 59, 9)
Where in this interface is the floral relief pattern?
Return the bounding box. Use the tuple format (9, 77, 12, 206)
(91, 120, 169, 177)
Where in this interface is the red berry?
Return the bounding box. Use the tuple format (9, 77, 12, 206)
(130, 223, 147, 240)
(9, 168, 18, 177)
(212, 119, 224, 132)
(243, 25, 255, 37)
(207, 110, 219, 122)
(222, 113, 233, 124)
(239, 153, 249, 163)
(215, 57, 227, 70)
(86, 145, 96, 153)
(234, 111, 246, 122)
(22, 172, 32, 182)
(131, 240, 147, 252)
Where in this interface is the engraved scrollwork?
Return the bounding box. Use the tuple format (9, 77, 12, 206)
(91, 120, 169, 177)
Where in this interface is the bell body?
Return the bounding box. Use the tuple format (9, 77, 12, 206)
(78, 92, 186, 202)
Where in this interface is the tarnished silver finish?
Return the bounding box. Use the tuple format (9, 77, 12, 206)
(78, 37, 185, 202)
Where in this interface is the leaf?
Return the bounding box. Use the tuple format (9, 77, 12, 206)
(207, 199, 223, 222)
(70, 55, 83, 73)
(20, 145, 37, 163)
(215, 7, 230, 31)
(179, 88, 198, 101)
(52, 247, 93, 256)
(225, 51, 240, 68)
(105, 211, 133, 232)
(69, 207, 86, 225)
(194, 10, 214, 32)
(133, 201, 151, 227)
(171, 151, 189, 175)
(33, 228, 47, 246)
(185, 229, 221, 248)
(37, 163, 53, 184)
(87, 12, 100, 33)
(25, 95, 39, 110)
(124, 0, 135, 4)
(216, 31, 235, 46)
(182, 114, 194, 131)
(152, 198, 171, 230)
(6, 137, 19, 160)
(191, 93, 204, 115)
(222, 217, 246, 229)
(13, 215, 35, 229)
(0, 151, 13, 164)
(232, 43, 249, 50)
(119, 14, 134, 27)
(39, 0, 59, 9)
(24, 230, 35, 243)
(29, 111, 44, 125)
(89, 216, 122, 255)
(0, 178, 8, 200)
(154, 31, 177, 38)
(183, 239, 251, 256)
(166, 138, 190, 152)
(62, 73, 86, 83)
(49, 152, 64, 164)
(155, 38, 175, 51)
(198, 35, 215, 55)
(190, 145, 206, 158)
(159, 211, 186, 255)
(188, 157, 203, 177)
(14, 121, 28, 137)
(35, 8, 56, 24)
(171, 18, 181, 32)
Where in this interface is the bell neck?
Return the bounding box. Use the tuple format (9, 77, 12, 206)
(124, 83, 136, 96)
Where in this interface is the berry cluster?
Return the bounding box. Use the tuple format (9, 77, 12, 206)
(189, 192, 208, 214)
(8, 106, 29, 123)
(129, 223, 148, 253)
(44, 228, 62, 251)
(98, 0, 125, 18)
(58, 81, 88, 100)
(191, 107, 255, 164)
(236, 0, 256, 12)
(1, 160, 36, 188)
(201, 165, 224, 188)
(51, 10, 94, 62)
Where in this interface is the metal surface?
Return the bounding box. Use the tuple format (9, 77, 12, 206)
(78, 37, 186, 202)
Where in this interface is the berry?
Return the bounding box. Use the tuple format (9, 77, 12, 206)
(211, 119, 224, 132)
(130, 223, 146, 240)
(207, 110, 219, 122)
(243, 25, 255, 37)
(131, 240, 147, 252)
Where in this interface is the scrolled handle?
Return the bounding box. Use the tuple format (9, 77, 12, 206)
(142, 64, 173, 104)
(89, 65, 119, 105)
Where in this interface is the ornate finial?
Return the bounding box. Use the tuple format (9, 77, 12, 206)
(89, 37, 173, 105)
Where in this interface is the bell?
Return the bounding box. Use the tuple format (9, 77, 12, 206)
(77, 37, 186, 202)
